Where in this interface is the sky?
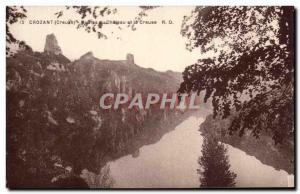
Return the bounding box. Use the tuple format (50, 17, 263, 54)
(10, 6, 202, 72)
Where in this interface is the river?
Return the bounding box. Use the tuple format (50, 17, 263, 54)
(108, 116, 294, 188)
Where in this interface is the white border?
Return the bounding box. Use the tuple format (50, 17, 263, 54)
(1, 0, 299, 193)
(2, 0, 300, 6)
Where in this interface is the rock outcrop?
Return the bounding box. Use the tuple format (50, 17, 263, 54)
(79, 51, 94, 60)
(200, 114, 294, 175)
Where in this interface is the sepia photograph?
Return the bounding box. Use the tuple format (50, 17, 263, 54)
(6, 5, 295, 189)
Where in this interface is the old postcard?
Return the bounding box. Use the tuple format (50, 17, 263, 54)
(6, 6, 295, 189)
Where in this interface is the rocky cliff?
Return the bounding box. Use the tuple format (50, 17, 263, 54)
(7, 34, 185, 188)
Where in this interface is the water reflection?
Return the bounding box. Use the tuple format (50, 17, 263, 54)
(109, 116, 294, 188)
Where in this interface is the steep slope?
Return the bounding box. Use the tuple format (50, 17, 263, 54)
(6, 34, 185, 188)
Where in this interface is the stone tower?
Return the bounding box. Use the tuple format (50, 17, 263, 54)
(44, 33, 62, 55)
(126, 53, 134, 65)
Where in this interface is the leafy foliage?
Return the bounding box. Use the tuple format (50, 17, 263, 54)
(6, 5, 158, 55)
(198, 137, 236, 187)
(6, 6, 31, 56)
(178, 6, 294, 144)
(55, 6, 117, 39)
(55, 6, 158, 38)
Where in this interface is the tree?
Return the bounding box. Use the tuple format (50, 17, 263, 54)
(6, 6, 31, 56)
(198, 137, 236, 187)
(178, 6, 294, 144)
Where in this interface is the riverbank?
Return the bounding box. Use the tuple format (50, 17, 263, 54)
(109, 115, 292, 188)
(200, 114, 294, 175)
